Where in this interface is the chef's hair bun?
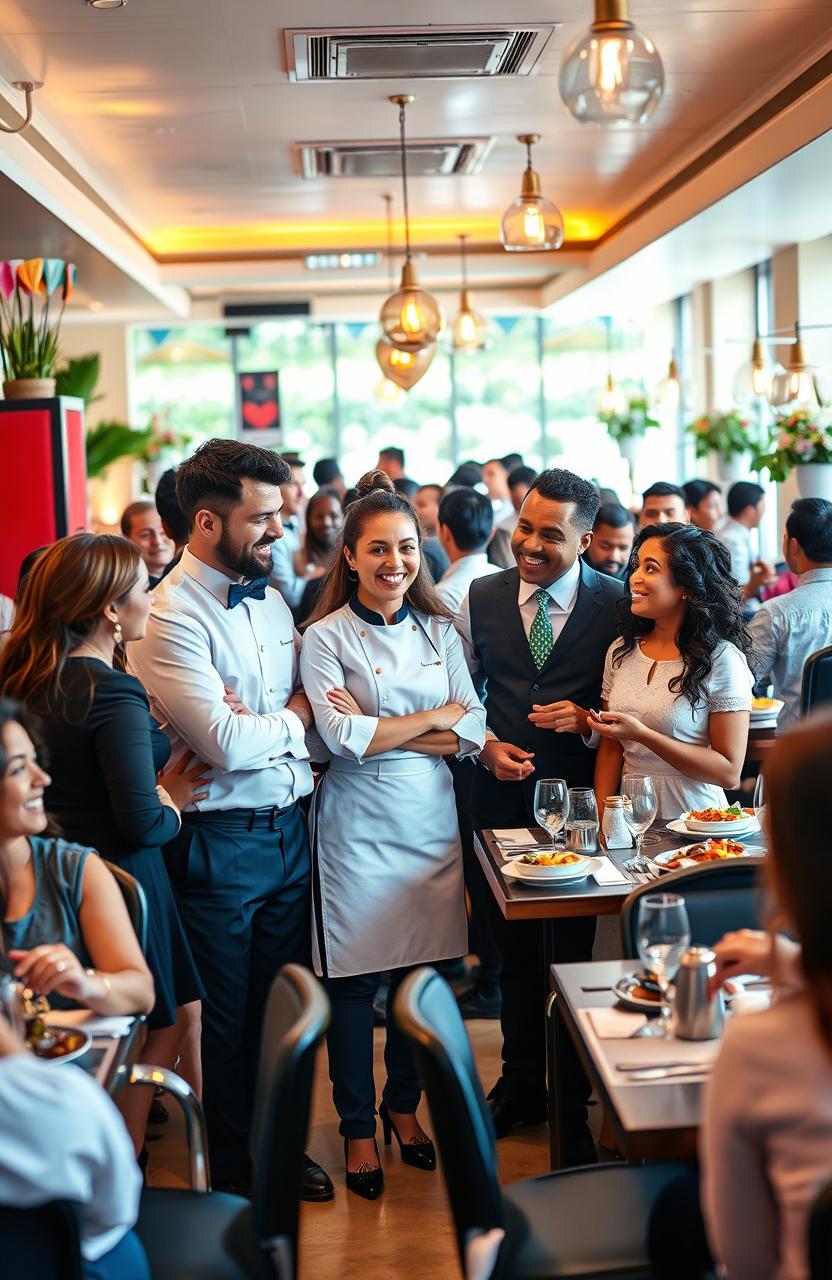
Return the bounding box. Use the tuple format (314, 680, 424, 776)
(355, 469, 395, 499)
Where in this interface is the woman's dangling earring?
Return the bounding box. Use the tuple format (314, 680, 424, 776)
(113, 620, 123, 645)
(346, 566, 358, 582)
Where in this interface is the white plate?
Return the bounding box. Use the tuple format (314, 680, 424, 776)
(612, 974, 662, 1013)
(650, 841, 762, 873)
(677, 812, 760, 836)
(666, 815, 759, 837)
(750, 699, 784, 720)
(501, 856, 601, 886)
(30, 1025, 92, 1066)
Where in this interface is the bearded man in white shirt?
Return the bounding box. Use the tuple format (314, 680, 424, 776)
(128, 438, 332, 1202)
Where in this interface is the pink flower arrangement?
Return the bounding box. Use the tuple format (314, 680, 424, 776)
(755, 409, 832, 482)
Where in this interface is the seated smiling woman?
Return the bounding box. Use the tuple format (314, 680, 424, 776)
(0, 697, 153, 1022)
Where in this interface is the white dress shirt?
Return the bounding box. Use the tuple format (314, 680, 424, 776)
(0, 1053, 141, 1261)
(127, 548, 313, 812)
(718, 515, 761, 613)
(748, 567, 832, 730)
(269, 516, 306, 609)
(436, 553, 502, 615)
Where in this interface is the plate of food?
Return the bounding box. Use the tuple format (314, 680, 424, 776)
(501, 853, 601, 884)
(650, 838, 762, 873)
(750, 696, 784, 721)
(613, 972, 662, 1013)
(27, 1020, 91, 1065)
(681, 805, 759, 835)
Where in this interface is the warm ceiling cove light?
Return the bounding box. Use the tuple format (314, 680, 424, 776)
(452, 235, 489, 353)
(86, 1, 128, 9)
(379, 95, 444, 353)
(500, 135, 564, 253)
(559, 0, 664, 125)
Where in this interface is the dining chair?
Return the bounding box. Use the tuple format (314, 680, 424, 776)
(395, 967, 687, 1280)
(620, 859, 766, 958)
(130, 963, 330, 1280)
(801, 643, 832, 716)
(809, 1178, 832, 1279)
(102, 860, 149, 955)
(0, 1200, 83, 1280)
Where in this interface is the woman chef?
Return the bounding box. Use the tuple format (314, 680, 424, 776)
(300, 471, 485, 1201)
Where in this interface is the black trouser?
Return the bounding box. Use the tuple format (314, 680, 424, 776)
(325, 965, 421, 1139)
(175, 802, 311, 1185)
(448, 756, 502, 989)
(471, 775, 596, 1127)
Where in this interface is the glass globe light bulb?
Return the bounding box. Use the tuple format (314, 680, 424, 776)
(769, 331, 825, 413)
(379, 260, 444, 352)
(732, 339, 781, 404)
(559, 1, 664, 125)
(501, 193, 564, 253)
(375, 337, 435, 391)
(375, 376, 403, 403)
(452, 290, 490, 352)
(598, 373, 627, 415)
(655, 357, 681, 408)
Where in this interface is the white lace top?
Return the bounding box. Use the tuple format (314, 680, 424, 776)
(602, 638, 753, 819)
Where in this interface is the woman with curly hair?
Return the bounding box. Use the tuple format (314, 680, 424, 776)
(589, 522, 754, 819)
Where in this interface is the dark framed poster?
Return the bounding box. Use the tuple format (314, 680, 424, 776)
(238, 371, 281, 443)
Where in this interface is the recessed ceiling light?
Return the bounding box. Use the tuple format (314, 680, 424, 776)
(86, 1, 127, 9)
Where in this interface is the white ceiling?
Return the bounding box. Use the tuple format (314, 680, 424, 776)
(1, 0, 831, 269)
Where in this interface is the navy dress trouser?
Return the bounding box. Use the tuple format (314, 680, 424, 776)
(175, 801, 311, 1185)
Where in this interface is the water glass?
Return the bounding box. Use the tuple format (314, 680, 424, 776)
(565, 787, 599, 853)
(637, 893, 691, 1037)
(533, 778, 569, 849)
(753, 771, 768, 837)
(621, 773, 658, 865)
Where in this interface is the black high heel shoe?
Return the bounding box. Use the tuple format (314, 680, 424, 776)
(379, 1101, 436, 1171)
(344, 1138, 384, 1200)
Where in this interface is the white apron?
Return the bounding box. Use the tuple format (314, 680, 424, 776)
(300, 601, 486, 979)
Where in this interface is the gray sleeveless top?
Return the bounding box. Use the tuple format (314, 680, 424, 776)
(2, 837, 94, 1006)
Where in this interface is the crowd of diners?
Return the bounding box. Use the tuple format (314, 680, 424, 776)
(0, 435, 831, 1280)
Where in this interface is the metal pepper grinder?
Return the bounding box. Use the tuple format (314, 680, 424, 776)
(672, 946, 725, 1040)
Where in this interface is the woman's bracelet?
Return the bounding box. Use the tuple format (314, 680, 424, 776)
(85, 968, 112, 1000)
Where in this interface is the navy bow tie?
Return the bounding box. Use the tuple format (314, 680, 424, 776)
(227, 576, 269, 609)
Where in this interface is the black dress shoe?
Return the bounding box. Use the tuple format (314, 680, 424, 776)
(379, 1101, 436, 1172)
(456, 986, 501, 1020)
(487, 1085, 547, 1139)
(301, 1153, 335, 1202)
(344, 1139, 384, 1201)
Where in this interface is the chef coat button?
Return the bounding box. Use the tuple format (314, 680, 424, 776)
(360, 630, 367, 637)
(375, 666, 382, 674)
(412, 624, 417, 631)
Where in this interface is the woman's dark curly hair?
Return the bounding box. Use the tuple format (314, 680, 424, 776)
(612, 522, 752, 711)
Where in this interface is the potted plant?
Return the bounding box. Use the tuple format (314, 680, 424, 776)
(754, 409, 832, 500)
(687, 409, 753, 484)
(136, 415, 193, 491)
(600, 395, 659, 472)
(0, 258, 75, 399)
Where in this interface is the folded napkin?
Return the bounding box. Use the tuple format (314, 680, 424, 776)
(46, 1010, 134, 1038)
(586, 1007, 648, 1038)
(592, 859, 630, 886)
(492, 828, 537, 846)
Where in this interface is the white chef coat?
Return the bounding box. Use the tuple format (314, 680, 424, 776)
(0, 1053, 141, 1261)
(127, 547, 313, 811)
(300, 596, 486, 978)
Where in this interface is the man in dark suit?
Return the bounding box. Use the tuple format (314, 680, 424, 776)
(459, 469, 624, 1161)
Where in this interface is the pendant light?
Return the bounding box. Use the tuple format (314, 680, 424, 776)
(375, 192, 435, 392)
(655, 352, 681, 408)
(379, 95, 444, 352)
(769, 322, 825, 413)
(559, 0, 664, 126)
(500, 135, 564, 252)
(598, 317, 627, 413)
(452, 235, 489, 352)
(731, 335, 781, 405)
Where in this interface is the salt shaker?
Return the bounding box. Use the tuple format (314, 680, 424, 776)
(673, 946, 725, 1040)
(601, 796, 631, 849)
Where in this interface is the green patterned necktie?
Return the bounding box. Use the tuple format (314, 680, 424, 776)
(529, 587, 554, 670)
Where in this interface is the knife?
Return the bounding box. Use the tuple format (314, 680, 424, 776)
(615, 1063, 712, 1080)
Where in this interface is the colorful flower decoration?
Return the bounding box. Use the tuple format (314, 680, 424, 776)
(62, 262, 76, 302)
(755, 409, 832, 482)
(17, 258, 44, 296)
(40, 259, 66, 296)
(0, 260, 22, 301)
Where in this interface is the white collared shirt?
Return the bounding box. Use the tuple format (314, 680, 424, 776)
(436, 553, 502, 616)
(269, 516, 305, 609)
(127, 547, 313, 812)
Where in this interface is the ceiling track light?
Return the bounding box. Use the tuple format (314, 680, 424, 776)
(559, 0, 664, 125)
(452, 235, 489, 353)
(500, 134, 564, 253)
(378, 95, 444, 353)
(0, 80, 42, 135)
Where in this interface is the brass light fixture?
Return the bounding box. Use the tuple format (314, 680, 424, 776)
(376, 192, 435, 393)
(452, 235, 489, 353)
(769, 322, 825, 412)
(378, 95, 444, 353)
(559, 0, 664, 125)
(0, 81, 41, 135)
(732, 334, 780, 404)
(500, 135, 564, 253)
(655, 352, 681, 408)
(598, 317, 627, 413)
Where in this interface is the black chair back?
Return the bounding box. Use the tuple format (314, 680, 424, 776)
(802, 644, 832, 716)
(103, 860, 148, 955)
(809, 1178, 832, 1278)
(620, 859, 767, 957)
(0, 1201, 83, 1280)
(249, 964, 330, 1280)
(395, 968, 505, 1272)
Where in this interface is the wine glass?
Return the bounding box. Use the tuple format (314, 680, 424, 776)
(637, 894, 691, 1037)
(753, 770, 768, 837)
(566, 787, 599, 853)
(533, 779, 569, 850)
(621, 773, 658, 869)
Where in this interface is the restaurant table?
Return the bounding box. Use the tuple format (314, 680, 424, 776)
(746, 724, 778, 764)
(549, 958, 708, 1165)
(475, 823, 767, 1168)
(48, 1011, 145, 1097)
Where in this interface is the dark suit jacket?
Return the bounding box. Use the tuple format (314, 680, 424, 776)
(467, 560, 624, 827)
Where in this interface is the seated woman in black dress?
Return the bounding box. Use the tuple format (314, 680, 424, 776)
(0, 533, 209, 1150)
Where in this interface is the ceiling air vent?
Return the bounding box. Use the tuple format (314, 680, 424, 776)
(285, 25, 559, 82)
(295, 138, 494, 179)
